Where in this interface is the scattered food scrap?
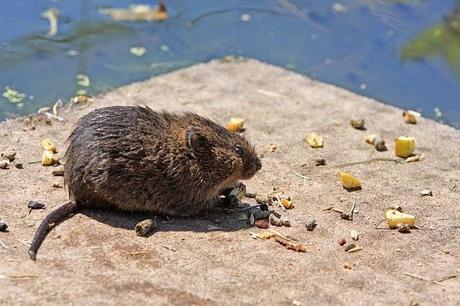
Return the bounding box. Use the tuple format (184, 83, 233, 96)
(365, 134, 377, 145)
(344, 243, 356, 252)
(343, 262, 352, 269)
(41, 150, 55, 166)
(338, 238, 346, 246)
(269, 214, 290, 227)
(99, 2, 168, 22)
(0, 160, 9, 169)
(41, 138, 57, 153)
(226, 117, 245, 133)
(350, 230, 359, 241)
(339, 172, 362, 190)
(350, 119, 366, 130)
(268, 144, 277, 152)
(305, 219, 317, 231)
(274, 237, 307, 252)
(305, 133, 323, 148)
(347, 246, 363, 253)
(1, 148, 16, 161)
(403, 110, 419, 124)
(135, 218, 157, 236)
(420, 189, 433, 197)
(52, 166, 64, 176)
(385, 208, 416, 229)
(375, 139, 387, 152)
(279, 197, 295, 209)
(395, 136, 416, 158)
(3, 87, 26, 103)
(406, 154, 424, 163)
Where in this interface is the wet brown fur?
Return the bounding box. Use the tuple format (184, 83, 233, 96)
(29, 106, 261, 260)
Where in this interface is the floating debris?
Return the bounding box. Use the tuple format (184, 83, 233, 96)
(305, 219, 317, 231)
(99, 2, 168, 22)
(332, 2, 348, 13)
(395, 136, 416, 158)
(339, 172, 362, 190)
(274, 237, 307, 253)
(41, 8, 59, 36)
(3, 87, 26, 103)
(385, 208, 416, 229)
(135, 218, 157, 236)
(130, 46, 147, 56)
(28, 201, 45, 210)
(0, 221, 8, 232)
(420, 189, 433, 197)
(305, 133, 323, 148)
(350, 119, 366, 130)
(403, 110, 418, 124)
(76, 74, 90, 87)
(241, 14, 251, 22)
(226, 118, 245, 133)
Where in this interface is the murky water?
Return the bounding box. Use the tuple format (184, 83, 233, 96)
(1, 0, 459, 127)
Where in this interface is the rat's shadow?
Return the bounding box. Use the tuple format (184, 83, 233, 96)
(79, 204, 254, 237)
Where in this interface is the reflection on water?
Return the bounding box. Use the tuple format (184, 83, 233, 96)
(0, 0, 459, 127)
(402, 8, 460, 78)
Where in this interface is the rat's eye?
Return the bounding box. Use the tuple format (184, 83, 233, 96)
(235, 144, 244, 156)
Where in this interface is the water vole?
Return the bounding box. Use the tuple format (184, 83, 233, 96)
(29, 106, 261, 260)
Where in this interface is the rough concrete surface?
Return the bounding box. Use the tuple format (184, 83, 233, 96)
(0, 58, 459, 306)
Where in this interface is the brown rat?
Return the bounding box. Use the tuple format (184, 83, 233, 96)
(29, 106, 261, 260)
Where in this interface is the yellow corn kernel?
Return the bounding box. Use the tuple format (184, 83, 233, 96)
(305, 133, 323, 148)
(385, 209, 416, 229)
(339, 172, 362, 190)
(41, 138, 57, 153)
(41, 150, 55, 166)
(226, 118, 245, 133)
(395, 136, 416, 158)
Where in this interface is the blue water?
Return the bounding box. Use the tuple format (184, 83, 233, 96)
(1, 0, 459, 127)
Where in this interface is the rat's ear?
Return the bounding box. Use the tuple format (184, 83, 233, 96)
(186, 129, 210, 152)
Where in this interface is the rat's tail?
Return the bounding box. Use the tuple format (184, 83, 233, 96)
(28, 201, 79, 261)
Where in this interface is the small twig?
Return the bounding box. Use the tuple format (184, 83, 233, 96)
(332, 158, 403, 168)
(375, 219, 387, 229)
(161, 245, 177, 252)
(404, 272, 448, 286)
(0, 240, 8, 249)
(434, 275, 456, 283)
(9, 274, 38, 279)
(291, 172, 311, 180)
(16, 239, 31, 246)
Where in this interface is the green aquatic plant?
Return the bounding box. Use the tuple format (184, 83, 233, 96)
(402, 9, 460, 77)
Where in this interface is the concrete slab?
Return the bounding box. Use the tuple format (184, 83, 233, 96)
(0, 58, 459, 306)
